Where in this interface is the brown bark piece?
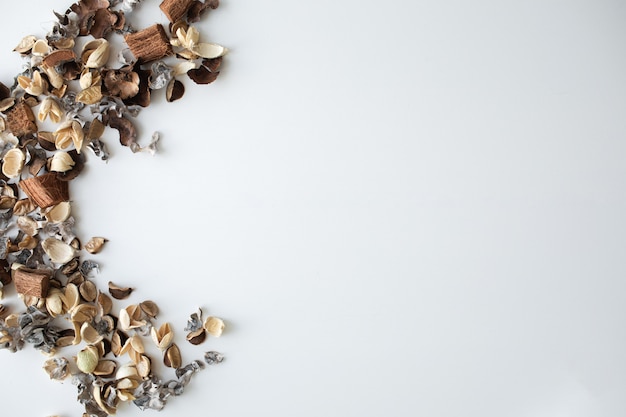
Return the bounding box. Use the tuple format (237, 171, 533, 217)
(125, 24, 173, 63)
(42, 49, 76, 68)
(5, 102, 37, 137)
(19, 173, 69, 209)
(13, 268, 52, 298)
(160, 0, 195, 23)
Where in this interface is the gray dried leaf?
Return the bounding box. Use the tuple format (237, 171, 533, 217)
(204, 351, 224, 365)
(43, 356, 70, 380)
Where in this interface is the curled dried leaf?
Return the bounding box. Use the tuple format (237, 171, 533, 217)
(108, 281, 132, 299)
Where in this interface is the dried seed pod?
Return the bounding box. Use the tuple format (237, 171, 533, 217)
(108, 281, 133, 299)
(111, 330, 129, 357)
(56, 328, 76, 348)
(45, 288, 65, 317)
(17, 216, 39, 236)
(151, 322, 174, 350)
(203, 316, 225, 337)
(49, 151, 75, 173)
(80, 322, 103, 345)
(71, 304, 98, 324)
(43, 357, 70, 380)
(97, 292, 113, 315)
(163, 343, 182, 369)
(139, 300, 159, 318)
(13, 35, 37, 53)
(166, 78, 185, 102)
(76, 85, 103, 105)
(186, 328, 206, 345)
(38, 97, 63, 123)
(93, 359, 117, 378)
(44, 201, 71, 223)
(2, 148, 25, 178)
(17, 71, 48, 96)
(76, 345, 100, 374)
(13, 199, 36, 216)
(85, 237, 107, 254)
(82, 39, 110, 68)
(99, 315, 117, 334)
(136, 354, 151, 378)
(79, 280, 97, 302)
(63, 283, 80, 312)
(31, 39, 49, 56)
(54, 120, 84, 153)
(42, 237, 76, 264)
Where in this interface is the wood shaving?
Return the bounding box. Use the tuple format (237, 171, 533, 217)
(0, 1, 228, 416)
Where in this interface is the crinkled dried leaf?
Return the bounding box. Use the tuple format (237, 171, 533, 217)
(203, 316, 225, 337)
(204, 351, 224, 365)
(2, 148, 25, 178)
(42, 237, 76, 264)
(85, 236, 107, 254)
(108, 281, 132, 299)
(49, 151, 75, 173)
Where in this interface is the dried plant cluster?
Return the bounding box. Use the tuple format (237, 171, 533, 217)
(0, 0, 228, 416)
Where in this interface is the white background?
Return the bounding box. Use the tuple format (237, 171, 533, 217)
(0, 1, 625, 416)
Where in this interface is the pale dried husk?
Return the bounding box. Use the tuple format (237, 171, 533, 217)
(85, 237, 107, 254)
(49, 151, 75, 172)
(14, 35, 37, 53)
(2, 148, 25, 178)
(17, 215, 39, 236)
(44, 201, 71, 223)
(151, 322, 173, 350)
(54, 120, 84, 153)
(82, 39, 111, 69)
(42, 237, 76, 264)
(203, 316, 225, 337)
(163, 343, 181, 369)
(38, 97, 63, 123)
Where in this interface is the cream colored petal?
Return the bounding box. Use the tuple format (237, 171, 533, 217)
(49, 151, 75, 172)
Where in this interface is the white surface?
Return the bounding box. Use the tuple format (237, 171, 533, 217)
(1, 1, 626, 416)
